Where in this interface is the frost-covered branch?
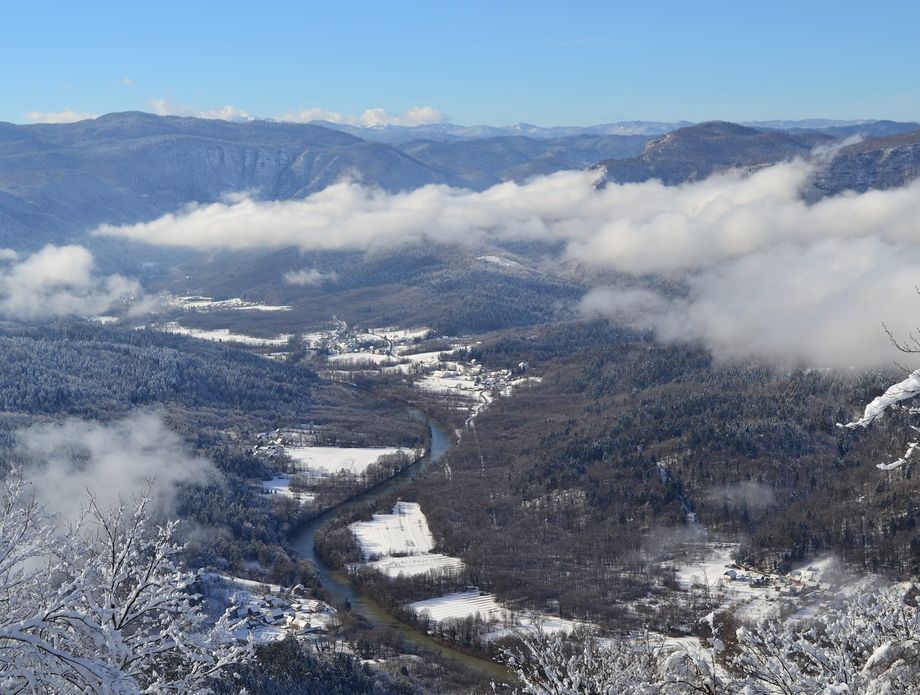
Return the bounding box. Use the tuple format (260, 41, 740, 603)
(0, 472, 252, 693)
(840, 369, 920, 470)
(506, 583, 920, 694)
(501, 630, 724, 695)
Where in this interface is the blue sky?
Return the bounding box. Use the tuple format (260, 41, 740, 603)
(4, 1, 918, 126)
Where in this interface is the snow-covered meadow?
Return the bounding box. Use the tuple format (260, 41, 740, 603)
(349, 501, 437, 560)
(361, 554, 466, 578)
(159, 322, 292, 346)
(347, 501, 467, 579)
(165, 295, 292, 312)
(285, 445, 418, 477)
(258, 474, 315, 505)
(408, 590, 582, 639)
(409, 590, 505, 623)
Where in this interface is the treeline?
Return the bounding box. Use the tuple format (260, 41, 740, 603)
(0, 324, 318, 416)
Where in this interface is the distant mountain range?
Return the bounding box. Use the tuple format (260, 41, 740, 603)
(305, 118, 920, 143)
(0, 112, 918, 263)
(307, 120, 694, 143)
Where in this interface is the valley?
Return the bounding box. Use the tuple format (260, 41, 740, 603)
(3, 109, 920, 693)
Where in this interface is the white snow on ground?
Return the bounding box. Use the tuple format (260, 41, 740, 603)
(167, 295, 292, 312)
(349, 502, 436, 560)
(286, 446, 416, 476)
(327, 352, 400, 366)
(409, 590, 505, 623)
(349, 502, 466, 577)
(371, 327, 432, 342)
(259, 475, 315, 505)
(401, 350, 454, 364)
(477, 255, 525, 269)
(674, 545, 744, 592)
(416, 370, 481, 395)
(500, 376, 543, 397)
(160, 322, 291, 346)
(360, 553, 465, 578)
(486, 612, 584, 640)
(409, 590, 585, 637)
(672, 544, 831, 623)
(202, 573, 337, 644)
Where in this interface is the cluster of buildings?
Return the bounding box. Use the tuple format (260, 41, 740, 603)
(228, 583, 339, 643)
(721, 564, 823, 596)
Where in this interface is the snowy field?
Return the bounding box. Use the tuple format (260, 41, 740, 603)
(259, 475, 315, 505)
(409, 591, 505, 623)
(486, 612, 584, 640)
(286, 446, 416, 476)
(409, 590, 584, 637)
(673, 545, 743, 592)
(167, 295, 292, 312)
(349, 502, 436, 560)
(360, 553, 465, 578)
(671, 544, 833, 622)
(349, 502, 466, 576)
(159, 322, 291, 346)
(327, 352, 400, 366)
(477, 255, 526, 270)
(371, 327, 432, 342)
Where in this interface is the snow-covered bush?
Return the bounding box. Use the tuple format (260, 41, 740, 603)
(501, 630, 723, 694)
(506, 583, 920, 694)
(727, 583, 920, 694)
(0, 472, 252, 694)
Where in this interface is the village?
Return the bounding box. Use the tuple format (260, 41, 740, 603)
(201, 573, 340, 645)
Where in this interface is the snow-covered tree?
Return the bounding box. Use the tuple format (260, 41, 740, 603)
(0, 472, 252, 694)
(501, 630, 723, 695)
(726, 583, 920, 694)
(841, 369, 920, 470)
(506, 582, 920, 694)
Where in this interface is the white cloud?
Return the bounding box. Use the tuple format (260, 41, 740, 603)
(150, 98, 254, 121)
(283, 268, 337, 286)
(275, 105, 447, 127)
(147, 99, 446, 127)
(121, 76, 134, 87)
(94, 171, 604, 251)
(0, 245, 142, 320)
(20, 411, 215, 523)
(23, 109, 98, 124)
(95, 160, 920, 366)
(581, 238, 920, 368)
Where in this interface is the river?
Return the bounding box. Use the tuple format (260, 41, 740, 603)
(288, 410, 510, 681)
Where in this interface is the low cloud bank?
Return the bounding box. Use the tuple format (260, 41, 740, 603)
(283, 268, 338, 286)
(20, 411, 214, 523)
(581, 238, 920, 367)
(0, 245, 142, 320)
(23, 109, 98, 124)
(95, 160, 920, 367)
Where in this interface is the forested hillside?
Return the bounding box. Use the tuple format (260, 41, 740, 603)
(363, 322, 920, 629)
